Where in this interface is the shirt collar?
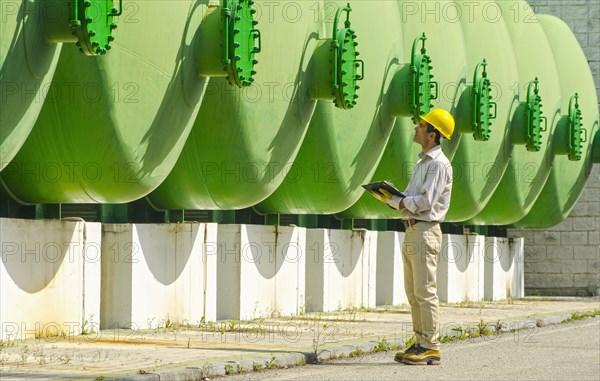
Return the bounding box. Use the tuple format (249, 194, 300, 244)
(418, 145, 442, 160)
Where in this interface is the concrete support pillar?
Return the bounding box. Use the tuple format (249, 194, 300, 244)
(438, 234, 485, 303)
(100, 223, 217, 329)
(0, 218, 101, 340)
(216, 225, 306, 320)
(375, 231, 407, 306)
(305, 229, 377, 312)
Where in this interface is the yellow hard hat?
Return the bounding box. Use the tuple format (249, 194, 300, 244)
(420, 109, 455, 140)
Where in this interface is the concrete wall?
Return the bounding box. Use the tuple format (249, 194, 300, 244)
(508, 1, 600, 296)
(0, 218, 101, 341)
(101, 223, 217, 329)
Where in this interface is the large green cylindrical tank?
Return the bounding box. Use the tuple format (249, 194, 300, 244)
(342, 0, 523, 220)
(340, 0, 470, 219)
(1, 1, 208, 203)
(1, 1, 61, 170)
(443, 0, 523, 222)
(468, 0, 562, 225)
(147, 1, 322, 210)
(514, 15, 599, 228)
(256, 0, 405, 214)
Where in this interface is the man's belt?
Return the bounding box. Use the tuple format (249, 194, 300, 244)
(402, 219, 439, 229)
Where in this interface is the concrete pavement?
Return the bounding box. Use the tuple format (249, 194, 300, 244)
(0, 297, 598, 380)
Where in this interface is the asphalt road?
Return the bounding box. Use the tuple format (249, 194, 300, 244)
(223, 317, 600, 381)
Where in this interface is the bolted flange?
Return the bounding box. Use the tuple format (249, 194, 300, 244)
(331, 3, 364, 110)
(525, 78, 547, 152)
(222, 0, 261, 88)
(472, 59, 496, 141)
(567, 94, 586, 161)
(71, 0, 121, 56)
(408, 33, 438, 124)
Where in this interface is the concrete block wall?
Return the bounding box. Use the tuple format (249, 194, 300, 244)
(508, 0, 600, 296)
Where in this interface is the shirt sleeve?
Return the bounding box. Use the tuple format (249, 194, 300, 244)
(402, 161, 448, 214)
(385, 195, 403, 210)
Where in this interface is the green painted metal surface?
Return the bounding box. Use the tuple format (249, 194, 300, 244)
(255, 0, 403, 214)
(0, 1, 62, 170)
(147, 0, 321, 210)
(468, 0, 562, 225)
(43, 0, 121, 56)
(514, 15, 599, 228)
(0, 1, 597, 228)
(340, 0, 469, 219)
(1, 1, 209, 204)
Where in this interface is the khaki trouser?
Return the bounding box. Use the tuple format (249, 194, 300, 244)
(402, 221, 442, 350)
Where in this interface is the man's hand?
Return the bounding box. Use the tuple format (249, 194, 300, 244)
(372, 189, 393, 203)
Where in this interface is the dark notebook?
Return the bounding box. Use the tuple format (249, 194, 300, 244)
(362, 181, 406, 198)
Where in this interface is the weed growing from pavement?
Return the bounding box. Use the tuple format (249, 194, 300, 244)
(224, 363, 234, 375)
(372, 337, 400, 353)
(349, 348, 366, 358)
(252, 361, 264, 371)
(266, 355, 278, 369)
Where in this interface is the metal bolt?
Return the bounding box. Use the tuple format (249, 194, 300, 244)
(235, 16, 241, 21)
(251, 70, 256, 75)
(355, 52, 360, 56)
(234, 55, 241, 61)
(253, 20, 258, 25)
(92, 41, 99, 47)
(89, 30, 96, 37)
(355, 85, 360, 90)
(84, 1, 91, 7)
(354, 94, 359, 99)
(105, 45, 111, 50)
(108, 36, 115, 42)
(76, 41, 81, 47)
(237, 67, 243, 72)
(86, 17, 93, 23)
(110, 23, 117, 29)
(234, 42, 240, 47)
(240, 75, 246, 80)
(252, 59, 258, 64)
(234, 29, 240, 34)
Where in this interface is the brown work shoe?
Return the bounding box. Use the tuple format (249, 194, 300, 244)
(393, 344, 419, 363)
(401, 345, 441, 365)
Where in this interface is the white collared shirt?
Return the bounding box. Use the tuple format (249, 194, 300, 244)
(386, 145, 453, 222)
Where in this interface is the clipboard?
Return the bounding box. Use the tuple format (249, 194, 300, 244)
(362, 180, 406, 198)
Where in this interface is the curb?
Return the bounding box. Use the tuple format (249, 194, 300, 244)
(115, 310, 598, 380)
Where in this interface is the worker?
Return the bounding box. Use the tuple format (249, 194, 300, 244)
(372, 108, 454, 365)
